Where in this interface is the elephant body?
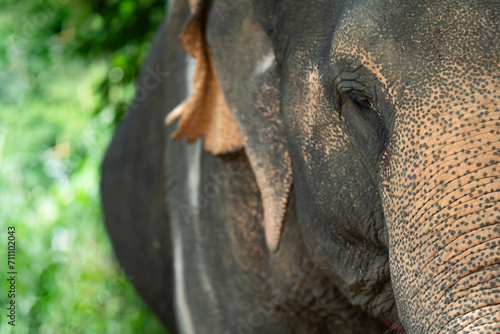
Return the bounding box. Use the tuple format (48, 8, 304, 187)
(101, 0, 499, 333)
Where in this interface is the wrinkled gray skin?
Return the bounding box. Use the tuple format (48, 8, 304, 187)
(101, 0, 500, 333)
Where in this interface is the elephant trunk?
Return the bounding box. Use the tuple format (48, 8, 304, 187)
(383, 96, 500, 333)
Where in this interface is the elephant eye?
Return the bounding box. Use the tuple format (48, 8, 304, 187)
(346, 92, 374, 110)
(342, 90, 388, 155)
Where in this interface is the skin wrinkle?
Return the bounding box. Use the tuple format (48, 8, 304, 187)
(440, 267, 500, 301)
(408, 139, 499, 200)
(406, 238, 499, 309)
(461, 314, 500, 332)
(439, 239, 500, 274)
(462, 322, 500, 334)
(459, 309, 500, 332)
(331, 47, 395, 102)
(431, 286, 500, 330)
(416, 222, 500, 277)
(452, 309, 500, 332)
(405, 181, 499, 256)
(446, 285, 500, 315)
(418, 266, 500, 323)
(426, 283, 500, 331)
(409, 123, 500, 181)
(402, 209, 500, 288)
(363, 207, 387, 247)
(411, 208, 500, 276)
(399, 183, 500, 259)
(429, 290, 500, 329)
(413, 164, 499, 220)
(413, 263, 500, 330)
(401, 158, 498, 228)
(411, 235, 500, 304)
(399, 167, 499, 253)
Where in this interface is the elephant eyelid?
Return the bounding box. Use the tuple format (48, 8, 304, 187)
(344, 90, 388, 152)
(336, 80, 374, 110)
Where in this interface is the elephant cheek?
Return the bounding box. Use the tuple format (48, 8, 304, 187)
(381, 104, 500, 333)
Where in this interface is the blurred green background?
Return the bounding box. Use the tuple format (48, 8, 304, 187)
(0, 0, 169, 333)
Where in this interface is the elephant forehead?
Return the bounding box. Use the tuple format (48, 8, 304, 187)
(329, 0, 498, 84)
(328, 1, 409, 99)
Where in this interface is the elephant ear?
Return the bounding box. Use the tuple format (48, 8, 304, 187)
(167, 0, 292, 252)
(166, 0, 243, 154)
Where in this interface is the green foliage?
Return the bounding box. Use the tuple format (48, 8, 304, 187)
(0, 0, 168, 333)
(69, 0, 166, 124)
(5, 0, 165, 124)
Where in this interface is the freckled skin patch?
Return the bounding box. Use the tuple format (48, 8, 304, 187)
(381, 67, 500, 333)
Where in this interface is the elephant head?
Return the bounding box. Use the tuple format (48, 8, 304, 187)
(168, 0, 499, 332)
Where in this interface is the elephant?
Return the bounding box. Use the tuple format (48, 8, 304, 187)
(101, 0, 500, 333)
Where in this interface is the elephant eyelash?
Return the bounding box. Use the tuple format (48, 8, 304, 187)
(346, 92, 374, 110)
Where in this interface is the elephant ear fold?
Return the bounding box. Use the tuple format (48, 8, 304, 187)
(168, 0, 291, 252)
(165, 1, 243, 154)
(205, 0, 292, 252)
